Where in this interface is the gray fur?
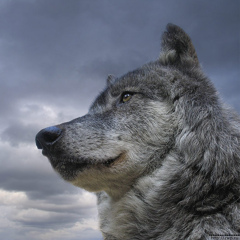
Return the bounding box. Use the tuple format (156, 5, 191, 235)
(36, 24, 240, 239)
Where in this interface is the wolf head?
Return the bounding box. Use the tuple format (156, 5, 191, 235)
(36, 24, 240, 200)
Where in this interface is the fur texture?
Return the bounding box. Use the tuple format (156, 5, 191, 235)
(36, 24, 240, 239)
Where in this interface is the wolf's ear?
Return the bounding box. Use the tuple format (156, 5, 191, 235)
(159, 24, 199, 67)
(106, 74, 116, 86)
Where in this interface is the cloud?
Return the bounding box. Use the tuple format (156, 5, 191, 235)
(4, 190, 98, 228)
(1, 122, 39, 147)
(0, 141, 74, 197)
(0, 189, 100, 239)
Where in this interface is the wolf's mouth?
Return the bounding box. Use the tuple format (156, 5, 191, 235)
(45, 153, 124, 181)
(42, 149, 123, 171)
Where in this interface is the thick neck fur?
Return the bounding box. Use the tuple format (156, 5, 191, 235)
(97, 152, 240, 240)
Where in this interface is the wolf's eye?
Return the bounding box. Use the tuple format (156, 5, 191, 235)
(121, 92, 133, 103)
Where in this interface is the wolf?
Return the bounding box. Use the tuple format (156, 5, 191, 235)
(35, 24, 240, 239)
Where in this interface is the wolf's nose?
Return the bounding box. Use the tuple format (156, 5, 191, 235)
(35, 126, 62, 150)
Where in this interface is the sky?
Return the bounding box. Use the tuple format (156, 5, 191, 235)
(0, 0, 239, 240)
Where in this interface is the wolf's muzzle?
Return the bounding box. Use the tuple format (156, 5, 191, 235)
(35, 126, 62, 151)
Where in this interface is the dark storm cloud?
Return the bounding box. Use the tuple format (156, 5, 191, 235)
(0, 149, 77, 199)
(0, 0, 239, 117)
(1, 122, 40, 146)
(0, 166, 73, 198)
(10, 192, 97, 229)
(12, 211, 80, 229)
